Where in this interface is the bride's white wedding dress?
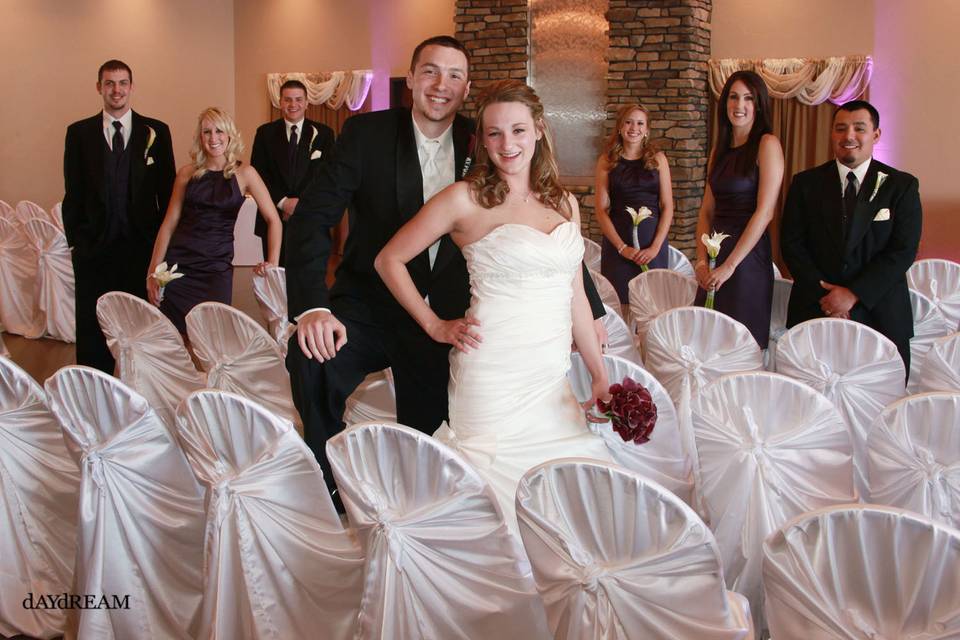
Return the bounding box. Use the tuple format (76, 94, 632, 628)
(435, 221, 613, 530)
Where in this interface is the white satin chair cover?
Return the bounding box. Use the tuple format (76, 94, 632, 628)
(185, 301, 301, 430)
(917, 332, 960, 393)
(667, 245, 694, 278)
(766, 277, 793, 370)
(589, 269, 623, 318)
(0, 199, 13, 219)
(0, 357, 79, 640)
(907, 289, 951, 393)
(15, 200, 46, 223)
(176, 390, 364, 640)
(598, 303, 641, 365)
(693, 372, 856, 632)
(0, 216, 42, 338)
(343, 368, 397, 425)
(908, 258, 960, 330)
(627, 269, 697, 351)
(568, 352, 693, 504)
(251, 265, 295, 356)
(97, 292, 204, 428)
(774, 318, 905, 495)
(644, 307, 764, 499)
(44, 366, 204, 640)
(762, 505, 960, 639)
(583, 237, 602, 273)
(866, 392, 960, 528)
(0, 333, 7, 357)
(23, 218, 75, 342)
(517, 459, 753, 640)
(48, 201, 64, 230)
(326, 422, 550, 639)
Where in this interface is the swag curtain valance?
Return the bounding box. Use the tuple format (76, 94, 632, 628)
(707, 56, 873, 106)
(266, 70, 374, 111)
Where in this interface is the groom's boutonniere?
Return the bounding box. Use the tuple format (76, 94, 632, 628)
(869, 171, 888, 202)
(309, 125, 319, 147)
(461, 134, 477, 178)
(144, 126, 156, 162)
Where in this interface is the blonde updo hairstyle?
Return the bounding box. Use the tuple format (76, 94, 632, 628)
(190, 107, 244, 179)
(466, 79, 571, 218)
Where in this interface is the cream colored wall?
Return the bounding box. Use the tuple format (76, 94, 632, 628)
(0, 0, 235, 209)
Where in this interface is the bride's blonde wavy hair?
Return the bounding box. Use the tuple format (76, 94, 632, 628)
(466, 80, 571, 218)
(190, 107, 244, 179)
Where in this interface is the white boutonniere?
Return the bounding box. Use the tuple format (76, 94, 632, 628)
(869, 171, 888, 202)
(309, 125, 318, 146)
(144, 126, 156, 161)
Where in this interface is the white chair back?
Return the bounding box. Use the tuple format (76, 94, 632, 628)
(13, 200, 45, 224)
(917, 332, 960, 393)
(176, 390, 363, 640)
(598, 302, 641, 364)
(0, 357, 79, 640)
(343, 368, 397, 425)
(251, 265, 295, 355)
(186, 301, 301, 430)
(866, 391, 960, 529)
(0, 216, 42, 338)
(45, 366, 204, 640)
(667, 245, 694, 278)
(97, 292, 204, 428)
(49, 201, 64, 230)
(766, 277, 793, 369)
(908, 258, 960, 330)
(0, 199, 13, 219)
(763, 505, 960, 639)
(907, 289, 951, 392)
(774, 318, 905, 495)
(22, 218, 75, 342)
(588, 268, 623, 317)
(627, 269, 697, 351)
(326, 422, 549, 639)
(568, 352, 693, 504)
(517, 459, 753, 640)
(583, 236, 602, 272)
(693, 371, 856, 632)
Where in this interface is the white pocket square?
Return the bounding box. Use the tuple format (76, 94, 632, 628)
(873, 208, 890, 222)
(146, 157, 155, 166)
(310, 150, 322, 160)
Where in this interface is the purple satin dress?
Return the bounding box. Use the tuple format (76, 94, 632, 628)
(160, 171, 245, 333)
(600, 158, 669, 302)
(695, 146, 773, 348)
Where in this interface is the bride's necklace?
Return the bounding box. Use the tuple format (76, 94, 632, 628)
(513, 189, 534, 203)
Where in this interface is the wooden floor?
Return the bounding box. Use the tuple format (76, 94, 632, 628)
(2, 266, 264, 384)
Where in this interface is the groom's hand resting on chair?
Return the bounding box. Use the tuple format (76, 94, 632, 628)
(297, 310, 347, 362)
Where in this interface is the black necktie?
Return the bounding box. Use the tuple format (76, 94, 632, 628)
(842, 171, 858, 235)
(288, 124, 299, 175)
(111, 120, 124, 161)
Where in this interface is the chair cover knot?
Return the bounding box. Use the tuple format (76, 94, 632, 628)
(360, 480, 408, 573)
(208, 358, 234, 385)
(842, 607, 888, 639)
(211, 478, 236, 529)
(679, 344, 703, 375)
(577, 562, 608, 594)
(82, 449, 107, 488)
(929, 278, 941, 305)
(815, 359, 843, 396)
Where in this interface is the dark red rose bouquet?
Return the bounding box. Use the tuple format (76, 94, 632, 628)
(595, 377, 657, 445)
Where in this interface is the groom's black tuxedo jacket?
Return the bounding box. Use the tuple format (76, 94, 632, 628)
(250, 117, 335, 241)
(63, 110, 175, 258)
(286, 107, 473, 328)
(780, 159, 922, 351)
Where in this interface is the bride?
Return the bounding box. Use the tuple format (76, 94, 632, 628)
(375, 80, 613, 528)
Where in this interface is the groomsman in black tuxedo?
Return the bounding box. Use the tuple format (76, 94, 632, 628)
(285, 35, 605, 498)
(63, 60, 175, 372)
(250, 79, 334, 265)
(781, 100, 922, 373)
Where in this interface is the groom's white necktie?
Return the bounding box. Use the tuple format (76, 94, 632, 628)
(420, 138, 448, 269)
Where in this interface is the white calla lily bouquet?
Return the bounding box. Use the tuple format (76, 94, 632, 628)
(150, 261, 184, 304)
(626, 206, 654, 271)
(700, 231, 730, 309)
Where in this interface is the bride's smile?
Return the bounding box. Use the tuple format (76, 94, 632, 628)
(481, 101, 543, 178)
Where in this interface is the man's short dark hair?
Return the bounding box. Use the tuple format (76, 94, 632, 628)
(280, 79, 308, 96)
(409, 35, 470, 73)
(835, 99, 880, 130)
(98, 59, 132, 84)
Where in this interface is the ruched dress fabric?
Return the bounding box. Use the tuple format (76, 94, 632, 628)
(161, 171, 245, 333)
(695, 146, 773, 348)
(601, 159, 669, 303)
(435, 222, 613, 532)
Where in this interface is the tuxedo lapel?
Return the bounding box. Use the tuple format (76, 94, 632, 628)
(293, 121, 316, 186)
(89, 114, 108, 206)
(816, 162, 845, 254)
(268, 120, 292, 191)
(430, 116, 472, 276)
(128, 113, 149, 203)
(845, 160, 882, 253)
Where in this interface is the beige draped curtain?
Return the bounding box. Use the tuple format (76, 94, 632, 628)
(707, 56, 872, 271)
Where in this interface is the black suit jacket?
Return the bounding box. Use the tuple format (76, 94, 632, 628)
(249, 117, 335, 238)
(780, 159, 922, 349)
(62, 111, 175, 258)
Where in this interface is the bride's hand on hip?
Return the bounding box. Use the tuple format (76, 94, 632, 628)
(428, 317, 482, 353)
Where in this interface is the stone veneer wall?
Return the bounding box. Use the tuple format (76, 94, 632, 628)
(455, 0, 712, 255)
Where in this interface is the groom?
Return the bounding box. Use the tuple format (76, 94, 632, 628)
(286, 35, 604, 497)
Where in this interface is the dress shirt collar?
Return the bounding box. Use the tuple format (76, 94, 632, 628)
(284, 118, 305, 142)
(836, 158, 871, 194)
(411, 113, 453, 156)
(102, 109, 133, 149)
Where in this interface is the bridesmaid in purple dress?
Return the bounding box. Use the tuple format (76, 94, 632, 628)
(147, 107, 281, 333)
(594, 103, 675, 303)
(694, 71, 784, 348)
